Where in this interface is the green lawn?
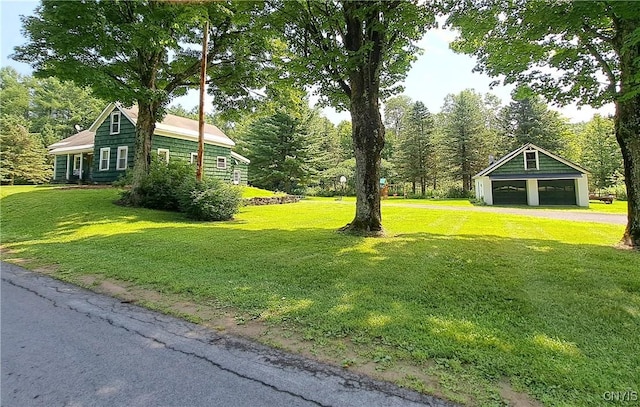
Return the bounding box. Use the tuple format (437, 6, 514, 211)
(1, 186, 638, 406)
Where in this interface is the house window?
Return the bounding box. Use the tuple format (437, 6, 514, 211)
(73, 154, 82, 176)
(233, 170, 241, 185)
(217, 156, 227, 169)
(524, 150, 539, 170)
(157, 148, 170, 163)
(110, 111, 121, 135)
(190, 152, 198, 164)
(116, 146, 128, 170)
(99, 148, 110, 171)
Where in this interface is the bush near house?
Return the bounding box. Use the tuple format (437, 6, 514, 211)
(119, 159, 241, 220)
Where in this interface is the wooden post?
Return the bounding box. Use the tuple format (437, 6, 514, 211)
(196, 20, 209, 182)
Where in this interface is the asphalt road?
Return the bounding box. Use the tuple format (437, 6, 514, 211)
(1, 262, 454, 407)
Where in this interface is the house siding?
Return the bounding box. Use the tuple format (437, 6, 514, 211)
(492, 151, 581, 175)
(53, 155, 67, 181)
(92, 115, 136, 183)
(151, 136, 240, 182)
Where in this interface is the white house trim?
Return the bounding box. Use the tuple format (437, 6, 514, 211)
(216, 156, 227, 169)
(526, 179, 539, 206)
(576, 175, 590, 207)
(523, 150, 539, 171)
(116, 146, 128, 170)
(157, 148, 170, 163)
(230, 151, 250, 164)
(99, 147, 110, 171)
(110, 111, 121, 134)
(65, 154, 71, 180)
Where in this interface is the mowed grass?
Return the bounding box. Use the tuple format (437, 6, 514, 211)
(1, 186, 638, 406)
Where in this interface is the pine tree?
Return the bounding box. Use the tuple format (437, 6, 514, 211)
(241, 112, 311, 194)
(397, 101, 434, 195)
(0, 116, 51, 185)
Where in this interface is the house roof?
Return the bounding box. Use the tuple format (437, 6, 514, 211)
(118, 105, 235, 148)
(50, 102, 238, 153)
(473, 143, 589, 178)
(48, 130, 96, 154)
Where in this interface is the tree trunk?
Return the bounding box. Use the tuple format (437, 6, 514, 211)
(129, 101, 158, 206)
(339, 2, 385, 236)
(341, 89, 385, 235)
(615, 17, 640, 248)
(616, 100, 640, 248)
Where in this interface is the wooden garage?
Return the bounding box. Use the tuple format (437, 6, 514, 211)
(474, 144, 590, 207)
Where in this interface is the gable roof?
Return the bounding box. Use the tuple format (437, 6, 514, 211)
(50, 103, 239, 153)
(474, 143, 588, 178)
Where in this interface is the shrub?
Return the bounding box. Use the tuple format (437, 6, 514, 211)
(178, 178, 242, 221)
(120, 159, 195, 210)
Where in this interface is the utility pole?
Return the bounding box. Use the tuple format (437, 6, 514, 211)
(196, 20, 209, 182)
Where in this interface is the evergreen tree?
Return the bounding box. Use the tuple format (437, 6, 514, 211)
(499, 96, 569, 154)
(397, 101, 435, 195)
(580, 115, 623, 191)
(442, 89, 494, 193)
(241, 112, 311, 194)
(0, 116, 51, 185)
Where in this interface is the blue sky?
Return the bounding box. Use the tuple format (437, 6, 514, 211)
(1, 0, 612, 124)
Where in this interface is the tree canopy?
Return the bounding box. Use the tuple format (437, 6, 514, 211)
(274, 0, 435, 234)
(14, 0, 274, 203)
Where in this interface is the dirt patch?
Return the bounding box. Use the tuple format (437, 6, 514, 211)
(33, 264, 60, 274)
(499, 381, 545, 407)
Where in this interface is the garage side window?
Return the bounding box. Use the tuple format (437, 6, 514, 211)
(524, 150, 539, 170)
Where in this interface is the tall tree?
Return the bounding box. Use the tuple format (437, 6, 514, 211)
(0, 68, 30, 120)
(14, 1, 273, 204)
(0, 116, 51, 185)
(447, 0, 640, 247)
(397, 101, 435, 195)
(275, 1, 435, 235)
(240, 112, 311, 194)
(499, 96, 569, 154)
(383, 95, 413, 161)
(581, 115, 624, 191)
(442, 89, 494, 193)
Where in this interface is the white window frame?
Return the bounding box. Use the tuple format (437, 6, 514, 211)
(157, 148, 170, 163)
(524, 150, 539, 170)
(116, 146, 128, 170)
(73, 154, 82, 176)
(216, 156, 227, 169)
(53, 156, 57, 179)
(99, 147, 110, 171)
(233, 170, 241, 185)
(110, 111, 121, 135)
(190, 152, 198, 164)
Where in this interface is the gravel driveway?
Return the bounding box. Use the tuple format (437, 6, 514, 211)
(384, 203, 627, 225)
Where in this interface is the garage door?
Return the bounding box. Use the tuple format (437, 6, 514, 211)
(492, 180, 527, 205)
(538, 179, 576, 205)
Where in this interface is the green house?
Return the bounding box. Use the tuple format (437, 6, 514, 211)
(474, 143, 590, 207)
(48, 103, 249, 185)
